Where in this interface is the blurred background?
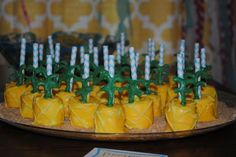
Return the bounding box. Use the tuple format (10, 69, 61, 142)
(0, 0, 235, 92)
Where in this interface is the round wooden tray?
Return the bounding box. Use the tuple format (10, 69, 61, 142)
(0, 91, 236, 141)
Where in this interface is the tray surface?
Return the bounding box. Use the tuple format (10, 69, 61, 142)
(0, 91, 236, 141)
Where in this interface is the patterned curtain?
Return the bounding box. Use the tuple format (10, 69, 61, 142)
(0, 0, 235, 91)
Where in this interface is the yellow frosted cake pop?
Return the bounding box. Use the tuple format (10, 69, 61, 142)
(56, 91, 75, 117)
(33, 95, 64, 126)
(195, 95, 217, 122)
(4, 83, 32, 108)
(122, 96, 153, 129)
(69, 96, 98, 129)
(95, 102, 125, 133)
(20, 91, 41, 118)
(144, 94, 162, 117)
(165, 98, 198, 131)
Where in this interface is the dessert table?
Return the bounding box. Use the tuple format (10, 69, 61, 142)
(0, 65, 236, 157)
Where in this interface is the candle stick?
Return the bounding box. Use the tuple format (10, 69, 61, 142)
(93, 46, 99, 66)
(177, 54, 184, 79)
(177, 54, 184, 102)
(194, 43, 199, 64)
(83, 54, 90, 79)
(145, 55, 150, 80)
(89, 38, 93, 54)
(179, 39, 185, 69)
(108, 55, 115, 78)
(129, 47, 137, 80)
(20, 38, 26, 66)
(69, 46, 77, 91)
(135, 52, 140, 68)
(46, 55, 53, 76)
(48, 36, 54, 58)
(147, 38, 152, 57)
(33, 43, 39, 68)
(116, 43, 121, 64)
(80, 46, 85, 64)
(121, 32, 125, 56)
(55, 43, 60, 63)
(103, 45, 109, 71)
(200, 48, 206, 68)
(195, 57, 201, 98)
(151, 40, 155, 61)
(39, 44, 44, 61)
(70, 46, 77, 66)
(159, 43, 164, 66)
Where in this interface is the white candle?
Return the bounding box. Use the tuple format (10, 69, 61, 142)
(80, 46, 85, 64)
(147, 38, 152, 57)
(200, 48, 206, 68)
(151, 40, 155, 61)
(177, 54, 184, 79)
(46, 55, 52, 76)
(159, 43, 164, 66)
(108, 55, 115, 78)
(145, 55, 150, 80)
(116, 43, 121, 64)
(83, 54, 90, 79)
(93, 46, 99, 66)
(194, 43, 199, 59)
(195, 57, 201, 98)
(121, 32, 125, 56)
(89, 38, 93, 54)
(33, 43, 39, 68)
(48, 36, 54, 58)
(135, 52, 140, 68)
(20, 38, 26, 66)
(39, 44, 44, 61)
(129, 47, 137, 80)
(177, 53, 184, 101)
(55, 43, 60, 63)
(70, 46, 77, 66)
(103, 45, 109, 71)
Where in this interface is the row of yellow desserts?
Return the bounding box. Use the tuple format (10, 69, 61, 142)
(4, 76, 218, 133)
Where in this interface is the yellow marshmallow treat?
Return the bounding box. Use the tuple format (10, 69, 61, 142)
(144, 94, 162, 117)
(96, 91, 120, 104)
(4, 83, 31, 108)
(95, 103, 125, 133)
(33, 96, 64, 126)
(167, 87, 177, 103)
(168, 75, 176, 87)
(56, 91, 75, 117)
(122, 96, 153, 129)
(202, 85, 217, 101)
(151, 83, 168, 113)
(20, 91, 41, 118)
(90, 85, 100, 98)
(195, 95, 217, 122)
(165, 98, 198, 131)
(69, 96, 98, 129)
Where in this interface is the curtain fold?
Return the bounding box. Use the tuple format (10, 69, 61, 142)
(0, 0, 235, 91)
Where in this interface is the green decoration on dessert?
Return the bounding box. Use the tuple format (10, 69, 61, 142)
(116, 64, 130, 78)
(119, 79, 143, 104)
(185, 71, 206, 99)
(25, 66, 44, 93)
(74, 76, 92, 103)
(100, 70, 123, 107)
(59, 65, 77, 92)
(139, 79, 156, 95)
(152, 64, 169, 85)
(16, 64, 26, 86)
(37, 69, 59, 99)
(173, 76, 192, 106)
(201, 65, 212, 81)
(54, 61, 67, 74)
